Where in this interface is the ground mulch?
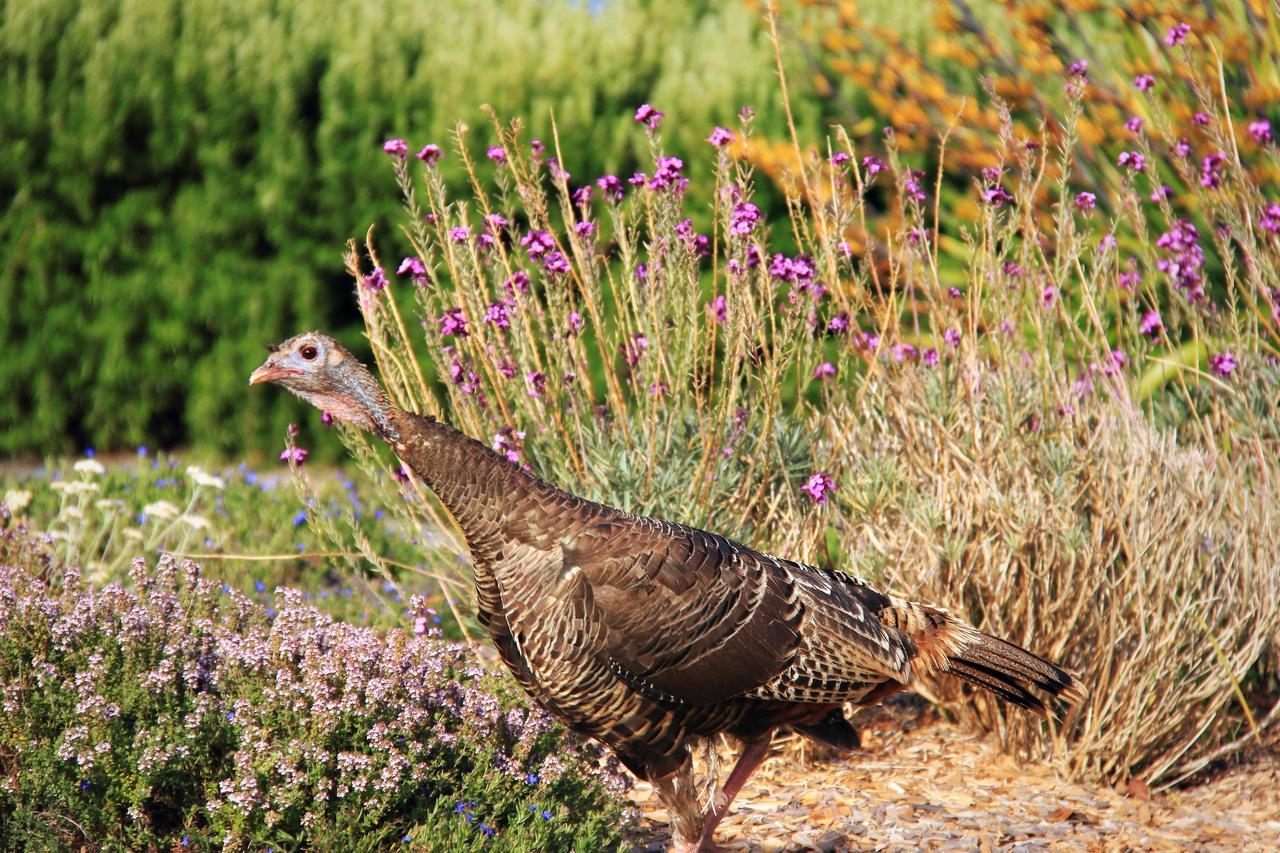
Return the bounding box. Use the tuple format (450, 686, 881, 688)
(627, 702, 1280, 852)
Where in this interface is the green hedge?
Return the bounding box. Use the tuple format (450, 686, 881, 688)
(0, 0, 816, 460)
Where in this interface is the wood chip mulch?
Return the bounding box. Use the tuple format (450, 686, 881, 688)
(626, 702, 1280, 852)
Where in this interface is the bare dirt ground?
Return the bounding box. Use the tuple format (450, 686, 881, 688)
(628, 703, 1280, 852)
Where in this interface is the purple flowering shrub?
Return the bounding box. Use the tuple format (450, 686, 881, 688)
(330, 80, 1280, 790)
(0, 519, 630, 849)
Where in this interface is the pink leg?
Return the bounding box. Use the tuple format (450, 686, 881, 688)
(699, 734, 773, 849)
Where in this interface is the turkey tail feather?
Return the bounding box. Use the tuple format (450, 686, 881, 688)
(948, 631, 1086, 716)
(908, 616, 1087, 717)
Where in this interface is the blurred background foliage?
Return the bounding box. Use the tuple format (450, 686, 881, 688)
(3, 0, 1277, 460)
(0, 0, 817, 460)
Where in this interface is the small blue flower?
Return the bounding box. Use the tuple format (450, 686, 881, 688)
(181, 835, 190, 846)
(137, 513, 148, 524)
(80, 780, 90, 791)
(225, 711, 235, 720)
(85, 447, 95, 458)
(525, 773, 538, 785)
(137, 445, 148, 457)
(292, 510, 307, 527)
(478, 824, 494, 837)
(245, 471, 257, 485)
(266, 608, 276, 617)
(254, 580, 266, 592)
(221, 584, 231, 593)
(383, 582, 397, 593)
(540, 810, 552, 821)
(401, 835, 411, 843)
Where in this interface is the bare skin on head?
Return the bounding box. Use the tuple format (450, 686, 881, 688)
(251, 332, 1086, 853)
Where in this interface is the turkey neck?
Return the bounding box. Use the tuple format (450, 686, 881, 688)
(381, 409, 567, 549)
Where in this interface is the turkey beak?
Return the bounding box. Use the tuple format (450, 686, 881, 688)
(249, 360, 301, 385)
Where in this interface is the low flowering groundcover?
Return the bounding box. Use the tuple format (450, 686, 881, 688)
(0, 514, 632, 850)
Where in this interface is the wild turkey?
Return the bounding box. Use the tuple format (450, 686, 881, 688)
(251, 332, 1086, 851)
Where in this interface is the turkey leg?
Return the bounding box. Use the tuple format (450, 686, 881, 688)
(698, 734, 773, 849)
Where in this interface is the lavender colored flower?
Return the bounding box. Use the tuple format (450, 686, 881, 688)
(903, 170, 928, 202)
(530, 139, 545, 157)
(321, 411, 333, 427)
(1099, 232, 1118, 252)
(707, 294, 728, 324)
(1173, 138, 1191, 158)
(1075, 191, 1096, 211)
(1210, 352, 1237, 377)
(504, 271, 531, 295)
(1200, 152, 1227, 188)
(486, 145, 507, 163)
(1249, 120, 1273, 145)
(813, 362, 836, 379)
(1261, 202, 1280, 234)
(633, 103, 664, 129)
(800, 472, 836, 504)
(1150, 184, 1172, 202)
(397, 257, 428, 285)
(483, 300, 512, 329)
(1067, 59, 1089, 78)
(729, 202, 762, 236)
(648, 156, 685, 192)
(437, 307, 469, 338)
(596, 174, 624, 202)
(1041, 285, 1057, 307)
(525, 371, 547, 398)
(416, 144, 443, 165)
(862, 155, 885, 176)
(707, 127, 735, 147)
(279, 446, 309, 466)
(542, 251, 570, 275)
(449, 226, 472, 243)
(1133, 74, 1155, 92)
(574, 220, 596, 238)
(1117, 151, 1146, 172)
(1155, 219, 1206, 301)
(383, 138, 408, 158)
(1124, 116, 1143, 133)
(922, 348, 939, 367)
(620, 333, 648, 366)
(565, 311, 585, 335)
(983, 185, 1014, 207)
(1119, 262, 1142, 290)
(1192, 111, 1210, 126)
(943, 327, 961, 348)
(829, 151, 851, 167)
(890, 342, 918, 362)
(362, 267, 388, 290)
(520, 230, 556, 261)
(1139, 309, 1163, 338)
(1165, 22, 1191, 47)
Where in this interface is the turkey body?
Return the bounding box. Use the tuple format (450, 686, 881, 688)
(385, 409, 1079, 782)
(251, 331, 1083, 851)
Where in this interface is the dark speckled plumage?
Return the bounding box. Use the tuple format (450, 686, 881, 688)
(252, 333, 1087, 851)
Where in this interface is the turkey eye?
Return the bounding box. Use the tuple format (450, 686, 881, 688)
(300, 345, 318, 361)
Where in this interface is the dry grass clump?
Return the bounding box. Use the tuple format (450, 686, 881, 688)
(832, 364, 1280, 787)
